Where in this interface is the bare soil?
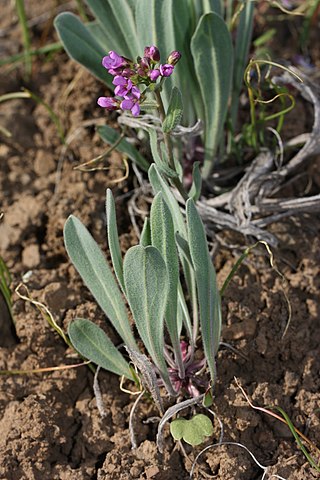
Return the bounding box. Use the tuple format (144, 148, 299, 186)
(0, 2, 319, 479)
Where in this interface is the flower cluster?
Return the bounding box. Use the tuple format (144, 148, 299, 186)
(97, 46, 181, 117)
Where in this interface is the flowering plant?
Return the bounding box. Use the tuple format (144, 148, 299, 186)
(97, 46, 181, 117)
(54, 0, 253, 177)
(64, 176, 221, 444)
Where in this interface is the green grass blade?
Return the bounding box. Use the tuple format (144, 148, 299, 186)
(0, 42, 62, 67)
(97, 125, 149, 172)
(15, 0, 32, 79)
(0, 257, 13, 321)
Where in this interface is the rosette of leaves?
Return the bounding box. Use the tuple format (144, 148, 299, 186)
(64, 165, 221, 405)
(54, 0, 254, 177)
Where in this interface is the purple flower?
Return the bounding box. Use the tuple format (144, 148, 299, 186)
(113, 75, 133, 96)
(144, 45, 160, 62)
(167, 50, 181, 66)
(121, 97, 140, 116)
(97, 97, 119, 110)
(102, 51, 127, 73)
(159, 64, 174, 77)
(149, 69, 160, 81)
(112, 76, 141, 100)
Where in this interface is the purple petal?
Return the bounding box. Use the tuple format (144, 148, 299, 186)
(102, 56, 112, 69)
(131, 102, 140, 116)
(131, 85, 141, 99)
(121, 98, 134, 110)
(109, 50, 126, 68)
(149, 69, 160, 81)
(97, 97, 118, 109)
(114, 85, 127, 97)
(113, 75, 127, 86)
(102, 51, 124, 70)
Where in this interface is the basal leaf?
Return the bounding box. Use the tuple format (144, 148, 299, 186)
(68, 318, 133, 379)
(54, 13, 107, 84)
(64, 215, 137, 350)
(230, 0, 254, 127)
(106, 189, 124, 292)
(148, 165, 196, 319)
(186, 199, 221, 384)
(150, 193, 182, 370)
(85, 0, 137, 58)
(123, 245, 174, 394)
(191, 13, 233, 177)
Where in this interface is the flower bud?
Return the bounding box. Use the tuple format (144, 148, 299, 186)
(159, 64, 174, 77)
(144, 45, 160, 63)
(167, 50, 181, 66)
(97, 96, 119, 111)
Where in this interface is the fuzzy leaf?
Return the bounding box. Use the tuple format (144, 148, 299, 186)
(64, 215, 137, 350)
(140, 217, 151, 247)
(54, 13, 107, 84)
(135, 0, 201, 124)
(149, 164, 186, 237)
(230, 0, 254, 127)
(123, 245, 173, 394)
(186, 199, 221, 384)
(191, 13, 233, 177)
(150, 193, 181, 366)
(85, 0, 139, 58)
(162, 87, 183, 133)
(148, 129, 178, 179)
(68, 318, 133, 379)
(106, 189, 124, 292)
(149, 164, 196, 329)
(97, 125, 149, 172)
(170, 414, 214, 446)
(189, 161, 202, 201)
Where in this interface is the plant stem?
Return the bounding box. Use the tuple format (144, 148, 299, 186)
(154, 89, 189, 201)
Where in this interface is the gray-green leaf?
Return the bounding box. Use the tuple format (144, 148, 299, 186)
(188, 161, 202, 201)
(123, 245, 174, 395)
(106, 189, 124, 292)
(186, 199, 221, 384)
(191, 12, 233, 178)
(162, 87, 183, 133)
(54, 13, 107, 84)
(150, 193, 182, 371)
(64, 215, 137, 350)
(68, 318, 133, 379)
